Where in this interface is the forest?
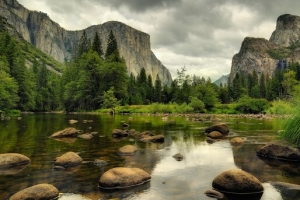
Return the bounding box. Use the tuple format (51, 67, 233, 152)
(1, 28, 300, 115)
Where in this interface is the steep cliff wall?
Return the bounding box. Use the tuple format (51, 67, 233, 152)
(270, 14, 300, 47)
(0, 0, 172, 85)
(229, 14, 300, 83)
(229, 37, 279, 82)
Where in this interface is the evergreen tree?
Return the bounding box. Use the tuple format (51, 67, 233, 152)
(92, 32, 103, 57)
(259, 73, 266, 98)
(154, 74, 162, 102)
(105, 30, 118, 59)
(77, 30, 90, 59)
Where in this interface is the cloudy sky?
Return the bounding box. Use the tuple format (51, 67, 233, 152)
(17, 0, 300, 81)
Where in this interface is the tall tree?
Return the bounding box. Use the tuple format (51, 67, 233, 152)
(105, 30, 118, 59)
(154, 74, 162, 102)
(92, 32, 103, 57)
(77, 30, 90, 59)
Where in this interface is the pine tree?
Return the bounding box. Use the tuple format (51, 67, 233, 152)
(92, 32, 103, 57)
(105, 30, 118, 59)
(154, 74, 162, 102)
(259, 73, 266, 98)
(77, 30, 90, 59)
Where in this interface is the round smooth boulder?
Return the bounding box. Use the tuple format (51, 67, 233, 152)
(205, 123, 230, 135)
(0, 153, 30, 168)
(9, 184, 59, 200)
(207, 131, 224, 139)
(54, 152, 83, 167)
(51, 127, 79, 138)
(118, 145, 138, 155)
(230, 137, 244, 146)
(257, 142, 300, 161)
(212, 169, 263, 193)
(99, 167, 151, 189)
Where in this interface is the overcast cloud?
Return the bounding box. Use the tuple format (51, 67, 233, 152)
(17, 0, 300, 81)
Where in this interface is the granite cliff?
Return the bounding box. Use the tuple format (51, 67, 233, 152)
(0, 0, 172, 85)
(229, 14, 300, 83)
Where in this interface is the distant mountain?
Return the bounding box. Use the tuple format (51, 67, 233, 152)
(229, 14, 300, 83)
(0, 15, 63, 73)
(0, 0, 172, 85)
(214, 74, 229, 86)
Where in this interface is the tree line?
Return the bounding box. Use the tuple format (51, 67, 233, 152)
(1, 28, 299, 114)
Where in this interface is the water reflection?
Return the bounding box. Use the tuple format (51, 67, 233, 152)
(0, 114, 299, 200)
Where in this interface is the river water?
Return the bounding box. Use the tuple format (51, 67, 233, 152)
(0, 114, 299, 200)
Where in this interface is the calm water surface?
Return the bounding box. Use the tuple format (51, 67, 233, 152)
(0, 114, 298, 200)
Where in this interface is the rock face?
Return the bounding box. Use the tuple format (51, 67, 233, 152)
(228, 37, 279, 83)
(0, 153, 30, 167)
(54, 152, 83, 167)
(99, 167, 151, 189)
(0, 0, 172, 85)
(270, 14, 300, 47)
(229, 14, 300, 83)
(212, 169, 263, 193)
(9, 184, 59, 200)
(257, 142, 300, 161)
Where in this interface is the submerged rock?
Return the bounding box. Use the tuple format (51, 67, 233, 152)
(205, 123, 230, 136)
(112, 129, 129, 138)
(0, 153, 30, 168)
(172, 153, 184, 161)
(78, 133, 93, 139)
(204, 189, 224, 199)
(207, 131, 224, 139)
(54, 152, 83, 167)
(94, 159, 108, 167)
(140, 134, 165, 143)
(69, 119, 78, 124)
(270, 181, 300, 199)
(51, 127, 79, 138)
(257, 142, 300, 161)
(9, 184, 59, 200)
(212, 169, 263, 193)
(118, 145, 138, 155)
(99, 167, 151, 189)
(230, 137, 244, 146)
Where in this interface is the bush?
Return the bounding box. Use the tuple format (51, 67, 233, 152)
(235, 96, 270, 114)
(188, 97, 205, 113)
(175, 103, 194, 113)
(281, 109, 300, 146)
(266, 100, 295, 115)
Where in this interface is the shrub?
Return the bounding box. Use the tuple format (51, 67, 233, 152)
(281, 108, 300, 146)
(235, 96, 270, 114)
(188, 97, 205, 113)
(266, 100, 295, 115)
(175, 103, 194, 113)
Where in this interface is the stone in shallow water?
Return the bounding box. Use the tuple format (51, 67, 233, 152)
(205, 123, 230, 135)
(51, 127, 79, 138)
(230, 137, 244, 146)
(212, 169, 263, 193)
(99, 167, 151, 189)
(257, 142, 300, 161)
(54, 152, 83, 167)
(9, 184, 59, 200)
(0, 153, 30, 168)
(118, 145, 138, 155)
(172, 153, 183, 161)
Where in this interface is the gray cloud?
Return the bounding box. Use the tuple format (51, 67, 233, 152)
(17, 0, 300, 80)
